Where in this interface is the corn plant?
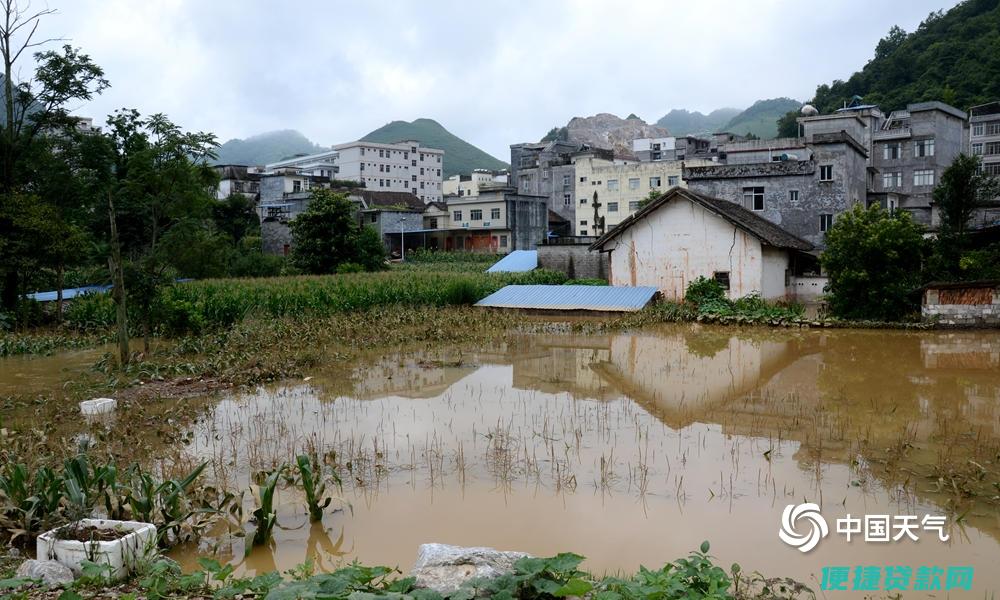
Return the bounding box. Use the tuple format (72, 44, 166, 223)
(250, 465, 285, 548)
(295, 454, 344, 523)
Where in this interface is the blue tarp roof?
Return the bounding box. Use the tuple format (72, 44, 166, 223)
(476, 285, 657, 312)
(486, 250, 537, 273)
(25, 285, 112, 302)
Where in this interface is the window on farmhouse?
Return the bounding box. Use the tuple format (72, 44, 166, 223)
(453, 210, 462, 220)
(650, 176, 662, 187)
(789, 190, 799, 202)
(668, 175, 679, 186)
(470, 209, 483, 220)
(883, 143, 901, 160)
(882, 171, 902, 188)
(607, 202, 618, 213)
(628, 201, 640, 211)
(500, 235, 508, 247)
(491, 208, 501, 219)
(607, 179, 619, 191)
(819, 165, 833, 181)
(628, 178, 640, 190)
(564, 194, 571, 206)
(713, 272, 730, 291)
(742, 186, 764, 211)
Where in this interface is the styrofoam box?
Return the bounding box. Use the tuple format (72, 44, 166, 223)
(36, 519, 157, 581)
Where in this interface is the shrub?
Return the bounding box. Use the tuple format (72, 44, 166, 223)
(685, 276, 726, 307)
(822, 204, 925, 320)
(566, 278, 608, 286)
(337, 262, 365, 274)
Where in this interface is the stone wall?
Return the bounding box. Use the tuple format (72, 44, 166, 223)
(537, 244, 608, 280)
(922, 285, 1000, 326)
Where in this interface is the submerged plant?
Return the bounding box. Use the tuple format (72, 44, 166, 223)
(251, 465, 285, 548)
(295, 454, 344, 522)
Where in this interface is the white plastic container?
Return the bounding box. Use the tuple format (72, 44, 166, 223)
(79, 398, 117, 415)
(36, 519, 157, 581)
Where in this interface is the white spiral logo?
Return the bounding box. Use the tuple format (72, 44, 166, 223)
(778, 503, 829, 553)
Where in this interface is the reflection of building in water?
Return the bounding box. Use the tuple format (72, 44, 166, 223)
(921, 333, 1000, 370)
(593, 331, 815, 427)
(350, 355, 476, 400)
(509, 337, 617, 399)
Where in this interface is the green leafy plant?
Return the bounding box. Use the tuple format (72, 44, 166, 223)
(295, 454, 343, 523)
(685, 276, 726, 307)
(250, 465, 285, 548)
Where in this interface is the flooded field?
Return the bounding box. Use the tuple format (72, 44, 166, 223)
(155, 324, 1000, 596)
(4, 323, 1000, 596)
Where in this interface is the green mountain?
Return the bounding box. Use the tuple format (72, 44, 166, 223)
(360, 118, 508, 178)
(655, 108, 742, 136)
(811, 0, 1000, 113)
(213, 130, 327, 166)
(721, 98, 802, 139)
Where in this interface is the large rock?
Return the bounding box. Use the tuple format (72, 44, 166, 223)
(410, 543, 531, 595)
(15, 559, 75, 587)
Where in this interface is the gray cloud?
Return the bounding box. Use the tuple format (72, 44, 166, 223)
(42, 0, 959, 161)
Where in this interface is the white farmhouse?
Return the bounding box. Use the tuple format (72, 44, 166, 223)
(589, 187, 813, 301)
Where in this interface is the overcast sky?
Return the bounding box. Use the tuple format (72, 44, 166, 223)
(37, 0, 960, 161)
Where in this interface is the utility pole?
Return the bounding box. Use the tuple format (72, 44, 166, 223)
(400, 216, 406, 261)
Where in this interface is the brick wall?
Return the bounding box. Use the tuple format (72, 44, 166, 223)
(922, 285, 1000, 326)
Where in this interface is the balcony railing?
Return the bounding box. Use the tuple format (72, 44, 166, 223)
(873, 127, 912, 140)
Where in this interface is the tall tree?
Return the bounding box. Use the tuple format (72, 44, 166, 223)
(0, 2, 108, 310)
(934, 154, 1000, 237)
(104, 110, 218, 355)
(290, 189, 363, 274)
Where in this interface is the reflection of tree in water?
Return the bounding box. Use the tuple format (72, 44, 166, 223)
(682, 330, 732, 359)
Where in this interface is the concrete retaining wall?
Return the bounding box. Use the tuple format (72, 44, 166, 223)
(537, 244, 608, 281)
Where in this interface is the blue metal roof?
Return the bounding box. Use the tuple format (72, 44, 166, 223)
(476, 285, 657, 312)
(25, 285, 112, 302)
(486, 250, 537, 273)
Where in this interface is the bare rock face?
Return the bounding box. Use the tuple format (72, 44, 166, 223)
(410, 543, 531, 595)
(15, 559, 75, 587)
(565, 113, 670, 158)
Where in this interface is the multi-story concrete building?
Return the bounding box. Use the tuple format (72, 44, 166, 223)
(684, 132, 869, 249)
(257, 168, 334, 222)
(442, 169, 508, 197)
(214, 165, 261, 200)
(571, 151, 713, 237)
(401, 186, 547, 253)
(970, 101, 1000, 178)
(632, 136, 712, 162)
(509, 140, 599, 225)
(869, 102, 967, 226)
(266, 140, 445, 203)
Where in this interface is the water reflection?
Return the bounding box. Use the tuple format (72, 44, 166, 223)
(177, 325, 1000, 596)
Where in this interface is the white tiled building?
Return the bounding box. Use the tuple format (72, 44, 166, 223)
(265, 140, 445, 203)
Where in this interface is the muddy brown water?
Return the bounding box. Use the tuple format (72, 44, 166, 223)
(6, 324, 1000, 596)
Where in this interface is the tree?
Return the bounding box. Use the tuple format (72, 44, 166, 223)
(290, 190, 363, 274)
(213, 193, 259, 247)
(776, 110, 800, 138)
(354, 226, 387, 272)
(934, 154, 999, 237)
(0, 2, 108, 310)
(104, 110, 219, 356)
(637, 190, 660, 209)
(821, 204, 926, 320)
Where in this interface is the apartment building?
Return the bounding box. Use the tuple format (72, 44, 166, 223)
(970, 101, 1000, 178)
(266, 140, 445, 203)
(572, 151, 713, 237)
(869, 102, 967, 227)
(632, 136, 712, 162)
(442, 169, 508, 197)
